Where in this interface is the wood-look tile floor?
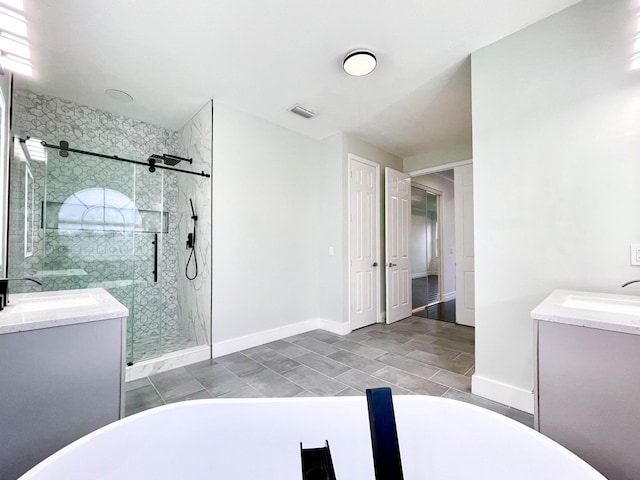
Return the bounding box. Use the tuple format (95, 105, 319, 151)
(125, 316, 533, 427)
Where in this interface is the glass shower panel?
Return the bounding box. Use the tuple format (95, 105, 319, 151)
(44, 149, 138, 361)
(129, 163, 169, 363)
(7, 139, 202, 365)
(7, 142, 175, 364)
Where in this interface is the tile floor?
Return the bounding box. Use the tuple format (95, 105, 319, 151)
(125, 315, 533, 427)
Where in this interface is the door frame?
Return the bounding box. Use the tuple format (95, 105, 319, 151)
(408, 159, 473, 324)
(408, 159, 472, 178)
(348, 153, 381, 328)
(410, 182, 443, 307)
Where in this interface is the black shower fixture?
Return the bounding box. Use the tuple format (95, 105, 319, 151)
(186, 198, 198, 249)
(32, 139, 211, 178)
(147, 153, 193, 167)
(165, 154, 193, 166)
(147, 153, 193, 172)
(186, 198, 198, 280)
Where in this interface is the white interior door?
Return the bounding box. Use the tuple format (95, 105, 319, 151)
(385, 167, 412, 323)
(349, 155, 379, 330)
(454, 164, 475, 326)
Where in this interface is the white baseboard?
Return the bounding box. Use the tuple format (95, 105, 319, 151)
(211, 319, 317, 358)
(442, 291, 456, 302)
(471, 374, 534, 414)
(411, 272, 427, 279)
(211, 318, 351, 358)
(318, 318, 352, 335)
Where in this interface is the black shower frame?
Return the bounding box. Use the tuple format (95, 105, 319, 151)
(23, 138, 211, 178)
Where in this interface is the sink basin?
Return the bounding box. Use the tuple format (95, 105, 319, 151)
(0, 288, 129, 335)
(561, 295, 640, 315)
(9, 293, 100, 313)
(532, 290, 640, 335)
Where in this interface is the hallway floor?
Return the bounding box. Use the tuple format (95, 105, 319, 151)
(414, 299, 456, 323)
(125, 316, 533, 427)
(411, 275, 439, 309)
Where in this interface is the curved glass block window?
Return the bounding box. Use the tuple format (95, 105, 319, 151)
(44, 187, 168, 233)
(59, 188, 140, 232)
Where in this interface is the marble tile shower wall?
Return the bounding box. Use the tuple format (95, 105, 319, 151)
(11, 90, 185, 362)
(176, 101, 213, 346)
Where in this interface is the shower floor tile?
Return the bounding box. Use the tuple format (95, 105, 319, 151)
(125, 316, 533, 428)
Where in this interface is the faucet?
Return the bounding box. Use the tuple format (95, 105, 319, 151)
(0, 277, 43, 311)
(621, 280, 640, 288)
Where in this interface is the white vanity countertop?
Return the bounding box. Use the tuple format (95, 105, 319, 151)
(0, 288, 128, 334)
(531, 289, 640, 335)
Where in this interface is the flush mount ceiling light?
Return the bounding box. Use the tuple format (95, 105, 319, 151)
(105, 89, 134, 103)
(343, 49, 377, 76)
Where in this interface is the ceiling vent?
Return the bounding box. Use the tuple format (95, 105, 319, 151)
(289, 104, 316, 119)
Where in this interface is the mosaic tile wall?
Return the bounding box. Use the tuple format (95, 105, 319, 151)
(9, 90, 204, 363)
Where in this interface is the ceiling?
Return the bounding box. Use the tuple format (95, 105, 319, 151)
(19, 0, 581, 158)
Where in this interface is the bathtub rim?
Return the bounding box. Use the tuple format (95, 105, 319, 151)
(19, 395, 606, 480)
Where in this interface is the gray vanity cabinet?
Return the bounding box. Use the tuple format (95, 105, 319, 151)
(0, 288, 127, 479)
(534, 318, 640, 480)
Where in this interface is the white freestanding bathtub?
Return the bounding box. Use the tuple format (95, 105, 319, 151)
(19, 396, 605, 479)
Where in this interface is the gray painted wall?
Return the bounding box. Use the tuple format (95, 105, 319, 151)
(471, 0, 639, 409)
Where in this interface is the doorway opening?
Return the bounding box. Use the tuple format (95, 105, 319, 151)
(411, 170, 457, 323)
(411, 185, 441, 309)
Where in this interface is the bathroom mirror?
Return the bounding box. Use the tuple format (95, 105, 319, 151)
(0, 75, 10, 276)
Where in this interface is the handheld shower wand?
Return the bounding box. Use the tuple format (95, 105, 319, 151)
(186, 198, 197, 249)
(185, 198, 198, 280)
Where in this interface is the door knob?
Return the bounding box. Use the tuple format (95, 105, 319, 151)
(372, 262, 378, 267)
(388, 263, 397, 267)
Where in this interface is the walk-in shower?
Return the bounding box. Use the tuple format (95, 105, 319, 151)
(6, 89, 213, 368)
